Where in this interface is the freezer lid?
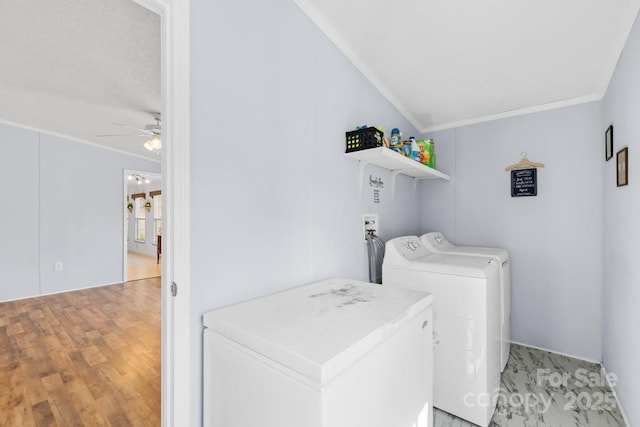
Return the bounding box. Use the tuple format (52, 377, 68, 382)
(203, 278, 432, 385)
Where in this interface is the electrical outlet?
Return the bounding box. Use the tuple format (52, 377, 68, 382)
(54, 262, 64, 272)
(362, 214, 379, 243)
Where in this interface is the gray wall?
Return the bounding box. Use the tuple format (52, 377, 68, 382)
(0, 122, 160, 301)
(602, 11, 640, 427)
(419, 128, 457, 240)
(421, 102, 604, 362)
(0, 125, 40, 301)
(190, 0, 423, 423)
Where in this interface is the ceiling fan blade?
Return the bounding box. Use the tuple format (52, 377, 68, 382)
(112, 123, 153, 134)
(96, 133, 150, 138)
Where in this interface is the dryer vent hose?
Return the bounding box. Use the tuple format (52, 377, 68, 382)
(365, 232, 385, 284)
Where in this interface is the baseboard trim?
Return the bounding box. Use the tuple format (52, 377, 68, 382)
(127, 275, 161, 282)
(600, 364, 631, 427)
(0, 280, 128, 304)
(510, 340, 601, 365)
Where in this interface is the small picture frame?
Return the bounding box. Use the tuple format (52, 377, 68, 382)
(617, 147, 628, 187)
(605, 125, 614, 161)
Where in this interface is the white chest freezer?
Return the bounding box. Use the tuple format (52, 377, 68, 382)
(203, 277, 434, 427)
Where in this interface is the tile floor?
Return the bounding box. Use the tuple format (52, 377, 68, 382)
(435, 344, 626, 427)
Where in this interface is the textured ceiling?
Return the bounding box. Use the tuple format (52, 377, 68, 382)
(0, 0, 160, 159)
(295, 0, 640, 132)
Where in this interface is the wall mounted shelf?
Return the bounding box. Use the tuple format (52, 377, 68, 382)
(345, 147, 450, 199)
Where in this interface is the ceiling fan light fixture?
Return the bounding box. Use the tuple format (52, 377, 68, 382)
(143, 136, 161, 151)
(151, 136, 162, 149)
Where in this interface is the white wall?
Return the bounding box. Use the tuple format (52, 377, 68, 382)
(421, 102, 603, 362)
(0, 122, 160, 301)
(601, 11, 640, 427)
(190, 0, 422, 423)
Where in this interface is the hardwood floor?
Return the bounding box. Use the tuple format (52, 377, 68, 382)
(127, 252, 161, 282)
(0, 278, 161, 426)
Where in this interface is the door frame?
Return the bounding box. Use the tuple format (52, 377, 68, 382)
(133, 0, 191, 426)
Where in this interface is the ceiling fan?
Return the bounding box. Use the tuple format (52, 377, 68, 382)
(97, 113, 162, 151)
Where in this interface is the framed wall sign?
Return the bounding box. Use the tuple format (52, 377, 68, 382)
(605, 125, 614, 161)
(511, 168, 537, 197)
(617, 147, 628, 187)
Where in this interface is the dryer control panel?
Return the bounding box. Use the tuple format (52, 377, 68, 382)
(421, 232, 456, 251)
(384, 236, 434, 264)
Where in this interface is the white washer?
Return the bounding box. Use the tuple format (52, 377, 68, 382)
(421, 232, 511, 372)
(203, 278, 434, 427)
(383, 236, 501, 427)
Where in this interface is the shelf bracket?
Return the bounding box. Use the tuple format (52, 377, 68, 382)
(413, 178, 419, 200)
(358, 160, 372, 198)
(390, 171, 402, 200)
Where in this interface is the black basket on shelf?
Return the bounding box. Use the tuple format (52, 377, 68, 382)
(345, 127, 383, 153)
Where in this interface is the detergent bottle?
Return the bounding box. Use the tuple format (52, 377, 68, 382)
(390, 128, 403, 154)
(410, 137, 420, 161)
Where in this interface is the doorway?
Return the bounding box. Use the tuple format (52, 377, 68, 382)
(0, 0, 189, 423)
(124, 169, 163, 282)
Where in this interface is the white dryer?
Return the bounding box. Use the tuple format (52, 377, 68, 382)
(421, 232, 511, 372)
(383, 236, 501, 427)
